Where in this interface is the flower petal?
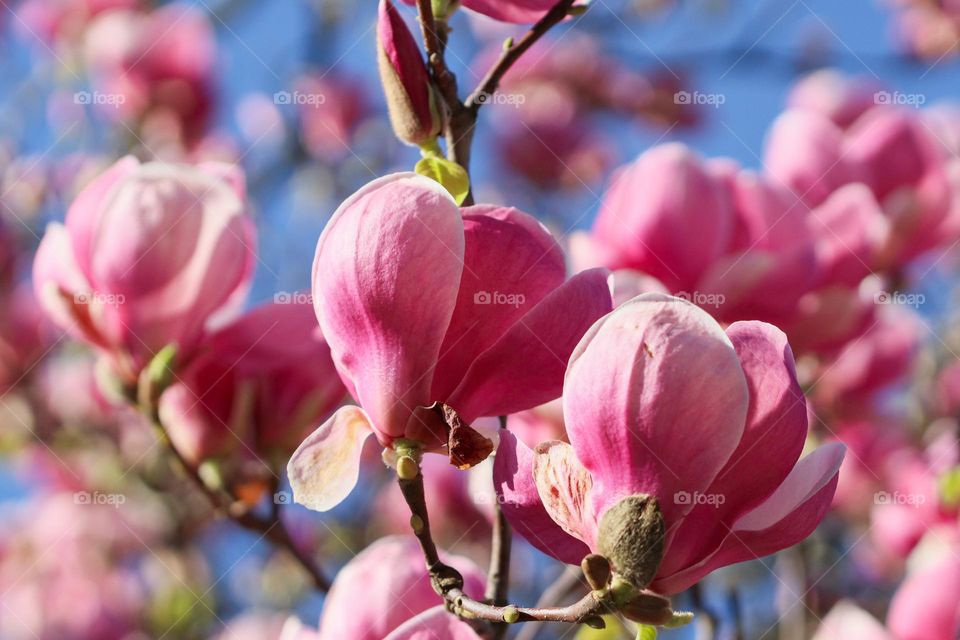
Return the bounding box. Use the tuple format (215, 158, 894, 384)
(533, 440, 597, 548)
(563, 293, 749, 528)
(652, 442, 844, 595)
(431, 205, 565, 401)
(312, 173, 464, 441)
(383, 606, 484, 640)
(493, 430, 591, 564)
(320, 537, 485, 640)
(287, 406, 373, 512)
(447, 268, 613, 422)
(659, 321, 808, 576)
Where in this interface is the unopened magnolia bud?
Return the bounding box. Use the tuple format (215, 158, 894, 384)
(502, 606, 520, 623)
(597, 494, 665, 589)
(583, 615, 605, 629)
(581, 553, 612, 590)
(397, 455, 419, 480)
(377, 0, 441, 146)
(137, 343, 178, 408)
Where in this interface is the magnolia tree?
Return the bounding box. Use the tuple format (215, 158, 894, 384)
(6, 0, 960, 639)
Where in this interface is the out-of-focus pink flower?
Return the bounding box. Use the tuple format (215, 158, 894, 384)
(813, 305, 921, 409)
(828, 419, 909, 520)
(887, 531, 960, 640)
(893, 2, 960, 60)
(781, 285, 877, 356)
(288, 173, 612, 512)
(291, 536, 485, 640)
(213, 613, 289, 640)
(0, 286, 49, 393)
(580, 147, 819, 326)
(495, 294, 843, 594)
(383, 607, 484, 640)
(15, 0, 138, 47)
(83, 4, 216, 143)
(871, 432, 959, 559)
(508, 400, 567, 449)
(936, 359, 960, 416)
(400, 0, 586, 24)
(812, 601, 893, 640)
(377, 0, 439, 146)
(764, 109, 865, 208)
(32, 157, 257, 382)
(158, 299, 346, 472)
(295, 72, 370, 162)
(787, 69, 879, 129)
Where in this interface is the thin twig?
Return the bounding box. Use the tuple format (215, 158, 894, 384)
(398, 466, 612, 632)
(515, 566, 587, 640)
(465, 0, 579, 110)
(146, 409, 331, 592)
(486, 501, 513, 639)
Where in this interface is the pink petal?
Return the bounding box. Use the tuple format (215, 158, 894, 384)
(65, 155, 140, 280)
(312, 173, 464, 441)
(447, 268, 613, 422)
(493, 430, 591, 565)
(592, 144, 734, 291)
(653, 442, 844, 595)
(431, 205, 565, 401)
(659, 321, 808, 576)
(287, 406, 373, 512)
(887, 554, 960, 640)
(812, 601, 893, 640)
(809, 183, 888, 286)
(532, 440, 597, 548)
(563, 293, 749, 529)
(764, 110, 863, 207)
(383, 606, 484, 640)
(320, 537, 485, 640)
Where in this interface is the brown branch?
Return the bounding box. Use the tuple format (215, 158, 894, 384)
(465, 0, 580, 110)
(486, 501, 513, 639)
(397, 465, 611, 633)
(515, 566, 587, 640)
(144, 408, 331, 592)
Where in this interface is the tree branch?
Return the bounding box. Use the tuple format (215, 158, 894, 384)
(144, 409, 331, 592)
(397, 464, 611, 633)
(485, 501, 513, 639)
(465, 0, 579, 110)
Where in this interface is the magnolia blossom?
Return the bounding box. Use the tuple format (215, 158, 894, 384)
(572, 145, 818, 326)
(288, 173, 612, 512)
(495, 294, 844, 594)
(284, 536, 485, 640)
(32, 156, 256, 381)
(158, 299, 346, 474)
(378, 0, 439, 147)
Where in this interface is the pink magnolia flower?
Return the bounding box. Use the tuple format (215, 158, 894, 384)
(295, 72, 370, 162)
(83, 4, 217, 143)
(494, 294, 844, 594)
(288, 173, 612, 512)
(158, 299, 346, 471)
(383, 607, 483, 640)
(290, 536, 485, 640)
(400, 0, 587, 24)
(812, 601, 893, 640)
(787, 69, 879, 129)
(32, 156, 256, 382)
(15, 0, 138, 47)
(887, 531, 960, 640)
(576, 146, 818, 326)
(378, 0, 439, 146)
